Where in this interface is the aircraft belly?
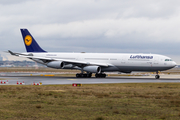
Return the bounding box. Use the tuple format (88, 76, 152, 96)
(116, 66, 174, 72)
(101, 66, 119, 72)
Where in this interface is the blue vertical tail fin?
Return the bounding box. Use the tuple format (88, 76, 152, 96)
(20, 29, 46, 52)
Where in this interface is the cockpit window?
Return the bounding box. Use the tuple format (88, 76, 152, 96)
(165, 59, 172, 61)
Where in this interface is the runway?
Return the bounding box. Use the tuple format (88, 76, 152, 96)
(0, 74, 180, 85)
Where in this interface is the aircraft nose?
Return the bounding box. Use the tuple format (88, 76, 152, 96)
(172, 61, 177, 67)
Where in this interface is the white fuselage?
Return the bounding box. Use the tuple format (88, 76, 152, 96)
(28, 52, 176, 72)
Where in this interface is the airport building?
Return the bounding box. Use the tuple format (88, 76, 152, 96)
(0, 60, 45, 67)
(0, 54, 45, 67)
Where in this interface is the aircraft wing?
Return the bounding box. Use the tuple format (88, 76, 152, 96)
(8, 50, 30, 56)
(8, 50, 110, 67)
(20, 55, 110, 67)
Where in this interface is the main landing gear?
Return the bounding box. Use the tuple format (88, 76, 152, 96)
(95, 73, 106, 78)
(76, 73, 92, 78)
(76, 73, 106, 78)
(155, 71, 160, 79)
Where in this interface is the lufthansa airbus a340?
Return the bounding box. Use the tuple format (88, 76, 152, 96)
(8, 29, 177, 79)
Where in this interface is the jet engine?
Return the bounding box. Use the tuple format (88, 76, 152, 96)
(83, 66, 101, 73)
(47, 61, 64, 69)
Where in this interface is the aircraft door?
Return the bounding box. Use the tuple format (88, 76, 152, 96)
(121, 56, 126, 64)
(154, 56, 159, 65)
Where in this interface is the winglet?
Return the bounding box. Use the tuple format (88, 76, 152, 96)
(20, 29, 46, 52)
(8, 50, 18, 56)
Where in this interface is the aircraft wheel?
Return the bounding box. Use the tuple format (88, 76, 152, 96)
(103, 74, 106, 78)
(155, 75, 160, 79)
(95, 73, 99, 78)
(100, 74, 103, 78)
(76, 73, 81, 78)
(87, 73, 92, 78)
(82, 74, 87, 78)
(100, 74, 106, 78)
(95, 73, 106, 78)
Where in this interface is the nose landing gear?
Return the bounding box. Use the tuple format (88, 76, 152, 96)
(155, 71, 160, 79)
(155, 75, 160, 79)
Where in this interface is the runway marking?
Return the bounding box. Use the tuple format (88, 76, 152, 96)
(56, 79, 78, 81)
(67, 79, 77, 80)
(2, 78, 19, 80)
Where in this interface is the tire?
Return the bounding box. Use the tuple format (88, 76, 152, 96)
(155, 75, 160, 79)
(103, 74, 106, 78)
(87, 73, 92, 78)
(95, 73, 99, 78)
(82, 74, 87, 78)
(95, 73, 106, 78)
(76, 73, 80, 78)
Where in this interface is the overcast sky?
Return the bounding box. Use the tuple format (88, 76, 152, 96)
(1, 0, 180, 63)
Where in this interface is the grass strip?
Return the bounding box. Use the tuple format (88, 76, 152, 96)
(0, 83, 180, 119)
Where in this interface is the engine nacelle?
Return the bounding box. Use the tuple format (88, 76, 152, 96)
(83, 66, 101, 73)
(63, 64, 74, 69)
(47, 61, 64, 69)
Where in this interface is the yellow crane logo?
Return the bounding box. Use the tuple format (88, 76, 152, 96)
(24, 35, 32, 46)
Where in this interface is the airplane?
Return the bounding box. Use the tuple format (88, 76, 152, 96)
(8, 29, 177, 79)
